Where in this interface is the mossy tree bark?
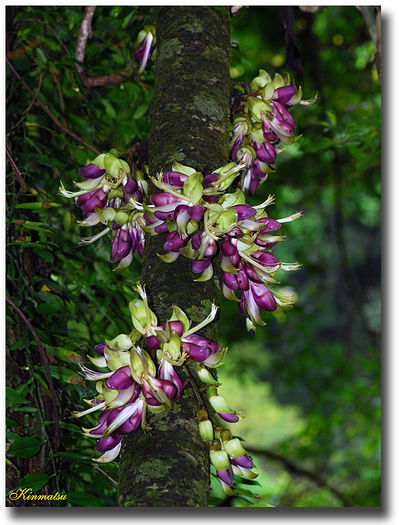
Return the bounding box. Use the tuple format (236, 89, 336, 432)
(117, 7, 231, 507)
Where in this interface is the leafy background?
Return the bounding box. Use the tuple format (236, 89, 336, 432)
(6, 6, 380, 507)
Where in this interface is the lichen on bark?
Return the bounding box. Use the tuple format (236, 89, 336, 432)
(117, 6, 231, 507)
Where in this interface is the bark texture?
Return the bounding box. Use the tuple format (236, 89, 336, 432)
(117, 6, 231, 507)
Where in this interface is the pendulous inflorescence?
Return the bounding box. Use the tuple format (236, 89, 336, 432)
(61, 68, 315, 496)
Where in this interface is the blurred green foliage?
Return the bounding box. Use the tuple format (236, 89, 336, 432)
(6, 6, 380, 507)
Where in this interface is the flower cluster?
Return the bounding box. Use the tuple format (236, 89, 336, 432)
(230, 69, 316, 194)
(202, 422, 258, 496)
(144, 160, 301, 332)
(73, 285, 235, 465)
(60, 151, 147, 270)
(65, 67, 312, 496)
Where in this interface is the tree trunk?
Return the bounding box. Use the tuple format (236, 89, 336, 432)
(117, 6, 231, 507)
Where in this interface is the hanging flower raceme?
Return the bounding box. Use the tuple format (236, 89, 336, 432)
(218, 193, 301, 333)
(60, 151, 148, 270)
(142, 160, 246, 281)
(197, 420, 258, 496)
(72, 285, 235, 463)
(230, 69, 317, 194)
(142, 159, 301, 330)
(134, 26, 155, 74)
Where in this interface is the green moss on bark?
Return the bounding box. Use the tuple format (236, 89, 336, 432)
(117, 6, 230, 507)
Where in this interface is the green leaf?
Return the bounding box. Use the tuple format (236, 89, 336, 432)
(102, 99, 117, 119)
(36, 291, 65, 314)
(8, 436, 45, 458)
(17, 472, 50, 492)
(133, 104, 148, 120)
(15, 202, 62, 210)
(66, 320, 90, 343)
(6, 385, 29, 408)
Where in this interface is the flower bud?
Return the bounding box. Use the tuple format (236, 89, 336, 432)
(198, 419, 214, 442)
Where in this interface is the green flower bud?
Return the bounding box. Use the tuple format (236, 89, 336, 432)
(104, 153, 122, 178)
(169, 305, 191, 334)
(215, 208, 237, 231)
(223, 438, 247, 459)
(199, 420, 214, 442)
(106, 334, 133, 351)
(250, 69, 272, 90)
(94, 206, 116, 225)
(250, 125, 266, 144)
(91, 153, 106, 169)
(272, 72, 285, 88)
(114, 210, 129, 226)
(196, 365, 220, 386)
(104, 348, 131, 371)
(162, 331, 182, 361)
(129, 298, 157, 334)
(220, 188, 246, 209)
(246, 96, 270, 122)
(261, 82, 276, 102)
(210, 449, 230, 471)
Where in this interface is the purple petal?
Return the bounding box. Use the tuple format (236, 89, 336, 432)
(163, 230, 186, 252)
(272, 85, 297, 105)
(226, 227, 244, 239)
(95, 433, 122, 452)
(243, 262, 262, 283)
(145, 335, 161, 349)
(159, 359, 183, 400)
(217, 468, 233, 486)
(123, 176, 137, 195)
(252, 251, 280, 267)
(79, 164, 106, 180)
(77, 188, 108, 213)
(118, 413, 141, 434)
(218, 412, 240, 423)
(192, 259, 212, 274)
(253, 141, 276, 164)
(221, 238, 237, 257)
(154, 222, 169, 234)
(250, 282, 277, 311)
(95, 343, 108, 355)
(188, 205, 205, 221)
(162, 171, 188, 187)
(183, 344, 211, 362)
(151, 193, 182, 206)
(191, 233, 201, 251)
(203, 172, 219, 187)
(272, 101, 297, 129)
(183, 334, 220, 353)
(233, 204, 256, 221)
(203, 195, 219, 203)
(154, 209, 177, 221)
(257, 218, 281, 232)
(110, 226, 132, 262)
(106, 366, 134, 390)
(234, 453, 254, 469)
